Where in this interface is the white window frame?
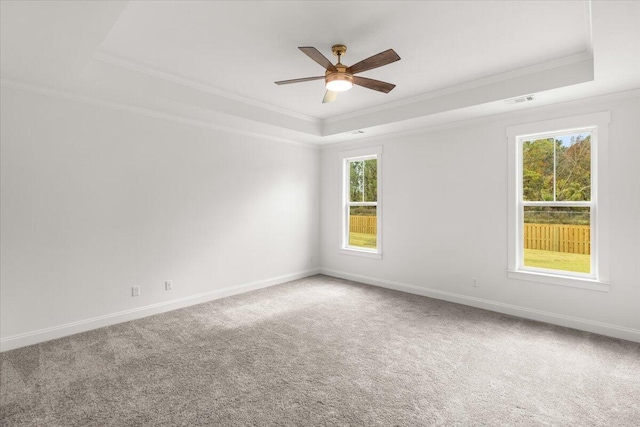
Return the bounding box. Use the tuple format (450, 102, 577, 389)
(340, 146, 382, 259)
(506, 112, 610, 292)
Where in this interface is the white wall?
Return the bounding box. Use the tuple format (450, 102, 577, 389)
(0, 87, 320, 348)
(320, 94, 640, 341)
(2, 86, 638, 349)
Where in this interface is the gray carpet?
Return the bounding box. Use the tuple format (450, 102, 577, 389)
(1, 275, 639, 426)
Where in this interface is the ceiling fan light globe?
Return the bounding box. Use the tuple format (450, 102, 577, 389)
(325, 72, 354, 92)
(326, 80, 353, 92)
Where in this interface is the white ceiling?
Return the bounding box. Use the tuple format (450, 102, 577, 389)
(1, 1, 639, 145)
(97, 1, 590, 120)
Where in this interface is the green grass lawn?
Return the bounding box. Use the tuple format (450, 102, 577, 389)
(349, 232, 377, 249)
(524, 248, 590, 273)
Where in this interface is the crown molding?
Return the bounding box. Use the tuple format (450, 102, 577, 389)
(5, 79, 636, 152)
(319, 87, 640, 150)
(0, 78, 320, 149)
(93, 49, 594, 133)
(93, 51, 320, 125)
(323, 51, 594, 125)
(5, 72, 636, 152)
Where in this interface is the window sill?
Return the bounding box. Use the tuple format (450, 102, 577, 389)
(340, 248, 382, 260)
(507, 269, 610, 292)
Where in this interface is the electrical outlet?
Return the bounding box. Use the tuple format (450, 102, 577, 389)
(472, 278, 479, 287)
(132, 286, 140, 296)
(165, 280, 173, 291)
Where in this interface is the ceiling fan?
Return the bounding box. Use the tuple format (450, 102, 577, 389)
(275, 44, 401, 103)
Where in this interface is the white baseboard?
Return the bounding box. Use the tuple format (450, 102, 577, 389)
(0, 269, 320, 352)
(320, 268, 640, 343)
(4, 267, 636, 352)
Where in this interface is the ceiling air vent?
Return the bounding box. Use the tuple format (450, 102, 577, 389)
(505, 95, 535, 105)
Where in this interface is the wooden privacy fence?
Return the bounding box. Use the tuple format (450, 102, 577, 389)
(349, 217, 590, 255)
(524, 223, 590, 255)
(350, 215, 377, 235)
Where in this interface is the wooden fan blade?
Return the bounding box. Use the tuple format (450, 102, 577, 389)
(347, 49, 401, 75)
(275, 76, 325, 85)
(299, 47, 338, 72)
(353, 76, 396, 93)
(322, 90, 338, 103)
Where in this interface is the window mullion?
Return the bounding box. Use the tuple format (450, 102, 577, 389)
(522, 201, 590, 207)
(347, 202, 377, 207)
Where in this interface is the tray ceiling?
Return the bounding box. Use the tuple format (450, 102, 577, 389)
(1, 1, 639, 145)
(97, 1, 590, 120)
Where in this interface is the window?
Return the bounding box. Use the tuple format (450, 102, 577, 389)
(521, 131, 593, 275)
(507, 112, 610, 291)
(340, 146, 382, 259)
